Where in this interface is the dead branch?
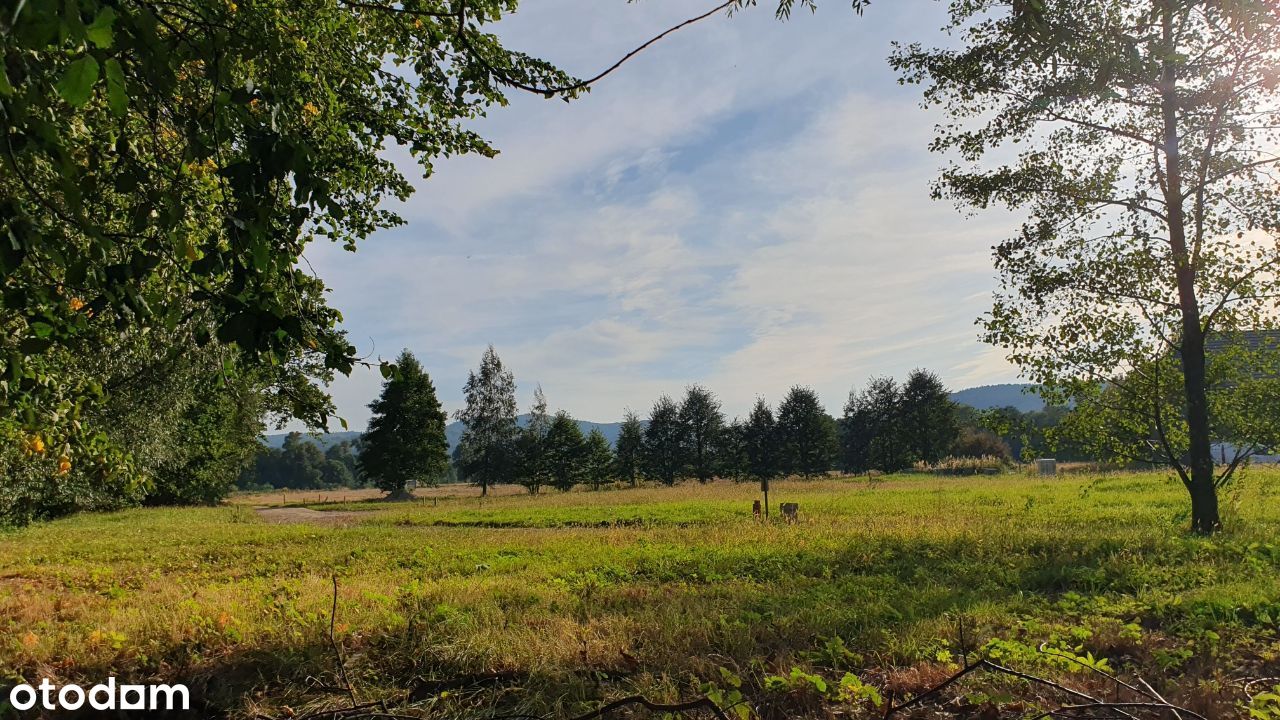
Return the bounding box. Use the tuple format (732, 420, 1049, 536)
(329, 575, 358, 708)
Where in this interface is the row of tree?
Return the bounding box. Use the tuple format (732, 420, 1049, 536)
(355, 346, 1020, 496)
(239, 435, 364, 491)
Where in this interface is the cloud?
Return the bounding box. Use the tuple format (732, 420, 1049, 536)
(296, 0, 1024, 430)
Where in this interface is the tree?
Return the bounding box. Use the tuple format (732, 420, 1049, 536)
(742, 398, 780, 515)
(544, 412, 586, 492)
(678, 385, 724, 483)
(776, 386, 836, 477)
(642, 395, 685, 486)
(840, 378, 908, 474)
(514, 386, 552, 494)
(1060, 345, 1280, 476)
(358, 350, 449, 497)
(145, 373, 263, 505)
(325, 442, 363, 487)
(583, 428, 615, 491)
(614, 410, 645, 487)
(900, 369, 959, 464)
(282, 433, 326, 489)
(717, 420, 748, 481)
(891, 0, 1280, 532)
(0, 0, 607, 475)
(456, 346, 518, 496)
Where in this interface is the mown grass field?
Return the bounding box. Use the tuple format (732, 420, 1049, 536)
(1, 469, 1279, 718)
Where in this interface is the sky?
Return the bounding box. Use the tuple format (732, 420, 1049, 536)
(298, 0, 1026, 431)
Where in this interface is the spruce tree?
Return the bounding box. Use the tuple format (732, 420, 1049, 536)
(743, 398, 780, 514)
(358, 350, 450, 497)
(642, 395, 685, 486)
(583, 428, 615, 491)
(777, 386, 837, 477)
(544, 412, 587, 492)
(679, 385, 725, 483)
(456, 346, 519, 496)
(614, 411, 645, 487)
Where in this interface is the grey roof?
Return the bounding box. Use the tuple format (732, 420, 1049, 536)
(1205, 329, 1280, 355)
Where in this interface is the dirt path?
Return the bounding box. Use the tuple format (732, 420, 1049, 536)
(255, 507, 371, 526)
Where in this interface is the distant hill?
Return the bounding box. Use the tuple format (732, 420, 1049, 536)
(262, 430, 361, 449)
(265, 415, 625, 451)
(266, 384, 1045, 450)
(949, 383, 1044, 413)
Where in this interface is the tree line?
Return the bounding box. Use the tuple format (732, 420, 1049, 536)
(353, 346, 1039, 497)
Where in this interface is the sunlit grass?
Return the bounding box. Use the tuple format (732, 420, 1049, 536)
(1, 468, 1277, 717)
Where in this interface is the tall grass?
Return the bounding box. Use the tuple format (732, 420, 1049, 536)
(0, 469, 1276, 717)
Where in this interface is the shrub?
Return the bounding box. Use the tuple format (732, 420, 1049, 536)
(952, 427, 1013, 460)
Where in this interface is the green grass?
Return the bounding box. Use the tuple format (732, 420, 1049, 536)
(1, 469, 1278, 718)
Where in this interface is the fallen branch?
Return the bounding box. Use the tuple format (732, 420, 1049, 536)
(883, 650, 1203, 720)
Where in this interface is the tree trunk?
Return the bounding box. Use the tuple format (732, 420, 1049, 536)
(1160, 1, 1219, 534)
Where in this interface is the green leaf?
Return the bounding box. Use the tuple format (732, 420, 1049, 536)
(86, 7, 116, 48)
(104, 58, 126, 116)
(0, 67, 12, 97)
(56, 55, 100, 107)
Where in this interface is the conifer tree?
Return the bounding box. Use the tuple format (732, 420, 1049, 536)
(583, 428, 615, 491)
(642, 396, 685, 486)
(743, 398, 780, 514)
(358, 350, 449, 497)
(515, 386, 552, 494)
(545, 412, 587, 492)
(614, 411, 645, 487)
(679, 385, 725, 483)
(777, 386, 836, 477)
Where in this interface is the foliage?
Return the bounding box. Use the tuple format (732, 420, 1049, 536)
(1060, 343, 1280, 481)
(901, 369, 958, 464)
(891, 0, 1280, 532)
(776, 386, 836, 477)
(642, 395, 685, 486)
(613, 411, 644, 487)
(513, 386, 552, 495)
(950, 426, 1013, 462)
(544, 411, 587, 492)
(0, 0, 580, 478)
(678, 385, 724, 483)
(358, 350, 449, 496)
(742, 398, 780, 485)
(582, 428, 614, 491)
(841, 377, 907, 474)
(842, 370, 959, 474)
(456, 346, 518, 497)
(915, 454, 1007, 476)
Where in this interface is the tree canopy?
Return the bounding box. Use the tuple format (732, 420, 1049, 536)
(892, 0, 1280, 532)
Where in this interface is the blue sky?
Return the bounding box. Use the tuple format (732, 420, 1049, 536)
(299, 0, 1024, 430)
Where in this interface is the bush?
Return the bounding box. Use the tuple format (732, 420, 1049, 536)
(952, 427, 1013, 460)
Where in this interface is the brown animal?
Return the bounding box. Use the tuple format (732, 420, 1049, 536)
(780, 502, 799, 524)
(752, 500, 762, 520)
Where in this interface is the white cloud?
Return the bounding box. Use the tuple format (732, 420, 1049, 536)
(296, 0, 1025, 430)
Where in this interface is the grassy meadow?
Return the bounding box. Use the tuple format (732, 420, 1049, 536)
(2, 469, 1279, 718)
